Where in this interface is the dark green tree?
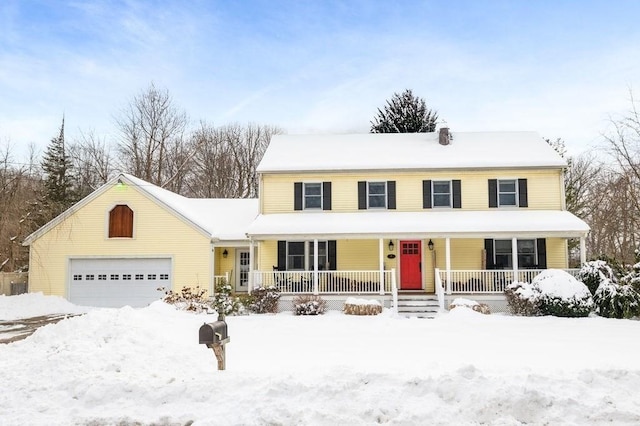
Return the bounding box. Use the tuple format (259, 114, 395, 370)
(40, 116, 76, 219)
(370, 89, 439, 133)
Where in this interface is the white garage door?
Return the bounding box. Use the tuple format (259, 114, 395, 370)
(69, 258, 171, 308)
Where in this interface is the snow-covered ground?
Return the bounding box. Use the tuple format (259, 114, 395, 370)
(1, 293, 640, 425)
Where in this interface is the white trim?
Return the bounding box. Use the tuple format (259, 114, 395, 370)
(302, 182, 323, 211)
(497, 178, 518, 207)
(431, 180, 453, 208)
(366, 181, 388, 209)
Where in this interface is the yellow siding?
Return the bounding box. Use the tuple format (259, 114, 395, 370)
(546, 238, 568, 268)
(29, 184, 212, 298)
(261, 169, 564, 213)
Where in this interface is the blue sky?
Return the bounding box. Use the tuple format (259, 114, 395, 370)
(1, 0, 640, 159)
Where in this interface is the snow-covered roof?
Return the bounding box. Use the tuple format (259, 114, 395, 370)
(23, 174, 258, 245)
(122, 174, 258, 241)
(257, 131, 567, 173)
(246, 210, 590, 239)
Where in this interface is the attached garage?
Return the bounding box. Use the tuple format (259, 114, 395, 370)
(69, 258, 171, 308)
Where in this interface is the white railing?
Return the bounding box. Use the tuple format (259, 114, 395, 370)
(251, 270, 395, 294)
(391, 270, 398, 315)
(439, 268, 582, 294)
(434, 268, 445, 310)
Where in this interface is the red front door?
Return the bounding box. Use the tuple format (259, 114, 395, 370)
(400, 241, 422, 290)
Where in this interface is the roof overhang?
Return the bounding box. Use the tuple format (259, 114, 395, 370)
(246, 210, 590, 240)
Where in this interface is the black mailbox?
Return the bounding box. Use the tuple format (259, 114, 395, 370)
(199, 321, 229, 345)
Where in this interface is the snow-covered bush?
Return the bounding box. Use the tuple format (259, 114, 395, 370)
(593, 279, 640, 319)
(620, 248, 640, 291)
(293, 295, 326, 315)
(576, 260, 617, 295)
(505, 270, 593, 317)
(212, 281, 241, 316)
(159, 286, 213, 313)
(449, 298, 491, 314)
(343, 297, 382, 315)
(248, 286, 281, 314)
(505, 282, 541, 316)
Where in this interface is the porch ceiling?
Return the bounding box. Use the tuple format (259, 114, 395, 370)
(246, 210, 590, 240)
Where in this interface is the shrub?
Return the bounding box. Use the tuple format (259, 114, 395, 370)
(505, 282, 541, 316)
(343, 297, 382, 315)
(505, 270, 593, 317)
(449, 298, 491, 314)
(620, 248, 640, 291)
(293, 295, 326, 315)
(159, 286, 213, 313)
(248, 286, 281, 314)
(576, 260, 617, 295)
(593, 279, 640, 319)
(212, 281, 241, 316)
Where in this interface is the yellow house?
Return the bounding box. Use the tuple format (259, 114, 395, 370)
(23, 174, 258, 307)
(25, 128, 589, 312)
(246, 129, 589, 313)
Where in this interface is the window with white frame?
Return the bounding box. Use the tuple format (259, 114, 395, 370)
(494, 239, 536, 269)
(287, 241, 328, 270)
(303, 183, 322, 209)
(498, 179, 517, 206)
(432, 180, 452, 207)
(367, 182, 387, 208)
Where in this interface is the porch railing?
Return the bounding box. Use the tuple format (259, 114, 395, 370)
(437, 268, 581, 294)
(252, 270, 395, 294)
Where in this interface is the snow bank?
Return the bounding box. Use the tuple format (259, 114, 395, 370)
(0, 292, 91, 320)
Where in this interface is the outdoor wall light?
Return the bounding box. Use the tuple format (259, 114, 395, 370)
(388, 240, 394, 251)
(222, 249, 228, 258)
(428, 239, 434, 251)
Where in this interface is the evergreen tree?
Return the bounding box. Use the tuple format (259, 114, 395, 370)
(40, 116, 76, 219)
(370, 89, 439, 133)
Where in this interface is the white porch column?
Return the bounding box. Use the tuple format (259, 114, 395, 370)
(379, 238, 385, 295)
(512, 237, 519, 280)
(580, 237, 587, 266)
(313, 239, 319, 295)
(248, 239, 255, 292)
(445, 238, 451, 294)
(210, 243, 215, 296)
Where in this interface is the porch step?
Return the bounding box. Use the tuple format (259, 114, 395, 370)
(394, 294, 440, 319)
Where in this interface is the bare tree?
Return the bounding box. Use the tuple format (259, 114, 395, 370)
(188, 123, 282, 198)
(69, 130, 116, 198)
(115, 83, 189, 187)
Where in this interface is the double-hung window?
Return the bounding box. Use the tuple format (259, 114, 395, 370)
(498, 180, 517, 207)
(494, 239, 536, 269)
(303, 183, 322, 209)
(367, 182, 387, 208)
(287, 241, 328, 270)
(432, 181, 452, 208)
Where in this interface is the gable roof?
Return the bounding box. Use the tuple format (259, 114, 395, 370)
(257, 131, 567, 173)
(23, 173, 258, 245)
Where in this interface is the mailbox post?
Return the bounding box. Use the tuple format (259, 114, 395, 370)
(199, 317, 230, 370)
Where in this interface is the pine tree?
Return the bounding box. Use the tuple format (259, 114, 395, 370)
(40, 116, 76, 219)
(370, 89, 439, 133)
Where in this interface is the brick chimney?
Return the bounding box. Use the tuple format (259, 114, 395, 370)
(439, 126, 450, 145)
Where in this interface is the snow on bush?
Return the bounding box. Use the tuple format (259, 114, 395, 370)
(343, 297, 382, 315)
(505, 269, 593, 317)
(212, 281, 241, 316)
(576, 260, 617, 295)
(449, 298, 491, 314)
(293, 295, 326, 315)
(593, 278, 640, 319)
(247, 286, 281, 314)
(620, 248, 640, 290)
(159, 286, 214, 313)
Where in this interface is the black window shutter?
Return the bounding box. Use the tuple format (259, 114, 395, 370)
(484, 239, 494, 269)
(518, 179, 528, 208)
(328, 240, 337, 271)
(387, 181, 396, 209)
(488, 179, 498, 208)
(358, 181, 366, 209)
(294, 182, 303, 211)
(277, 241, 287, 271)
(452, 180, 462, 209)
(423, 180, 432, 209)
(322, 182, 332, 211)
(536, 238, 547, 269)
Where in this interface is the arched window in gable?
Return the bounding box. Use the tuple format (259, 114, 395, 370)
(109, 205, 134, 238)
